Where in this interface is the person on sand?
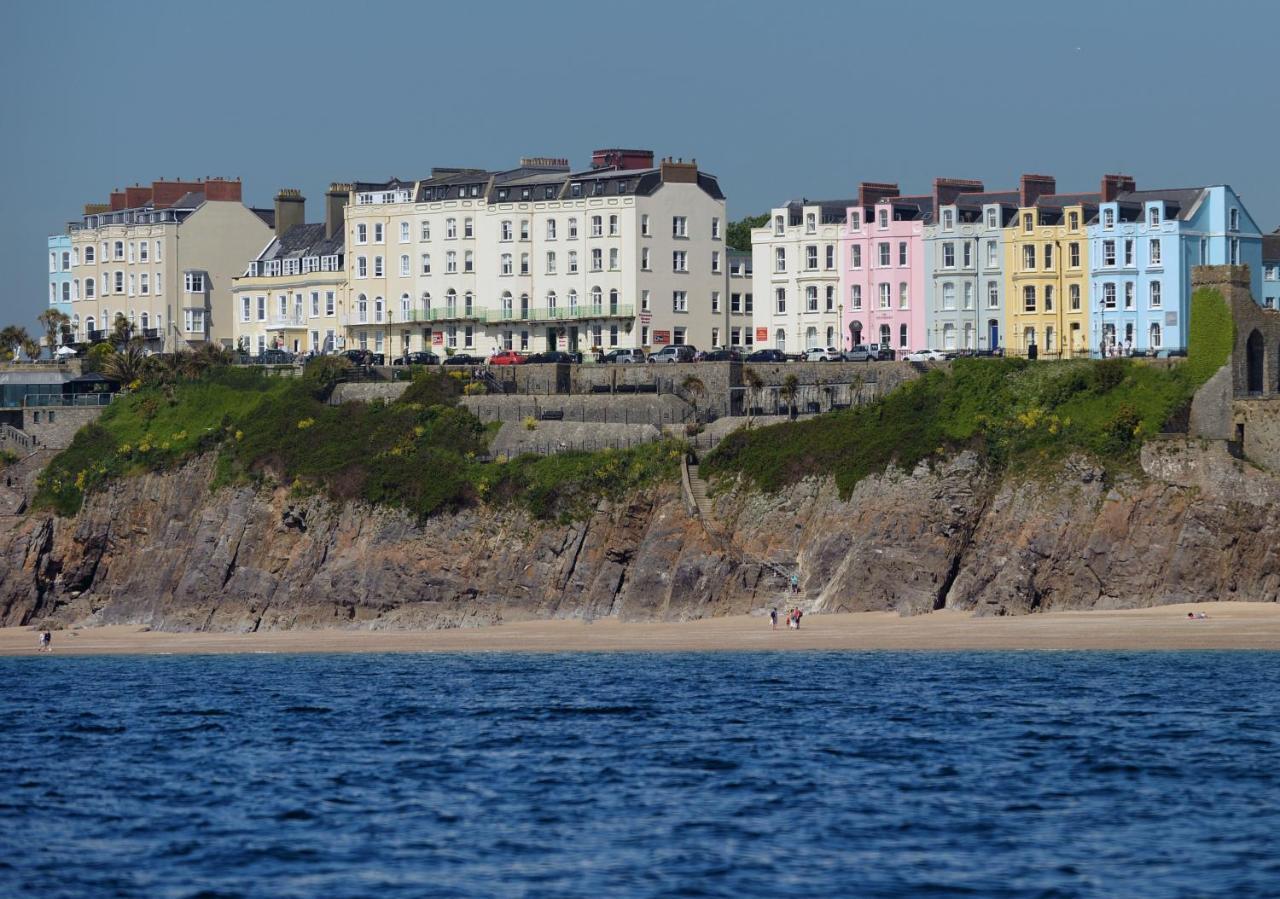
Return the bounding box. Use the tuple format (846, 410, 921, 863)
(37, 630, 50, 652)
(790, 573, 799, 595)
(770, 608, 778, 630)
(794, 608, 803, 630)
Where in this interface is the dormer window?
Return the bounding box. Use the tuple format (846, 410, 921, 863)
(570, 183, 582, 198)
(1103, 208, 1115, 229)
(877, 209, 888, 229)
(774, 215, 784, 236)
(1023, 213, 1033, 233)
(1068, 211, 1079, 231)
(498, 189, 509, 201)
(521, 188, 531, 200)
(849, 211, 861, 230)
(805, 212, 816, 233)
(1148, 206, 1161, 228)
(985, 208, 998, 229)
(942, 209, 955, 231)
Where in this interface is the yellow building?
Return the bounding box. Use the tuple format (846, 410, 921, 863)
(1003, 175, 1095, 357)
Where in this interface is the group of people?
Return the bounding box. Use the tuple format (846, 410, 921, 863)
(769, 607, 804, 630)
(36, 630, 52, 652)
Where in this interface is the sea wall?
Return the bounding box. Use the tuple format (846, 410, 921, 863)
(1, 436, 1278, 631)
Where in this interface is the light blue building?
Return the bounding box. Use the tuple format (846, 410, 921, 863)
(47, 232, 73, 335)
(1088, 185, 1263, 355)
(1262, 231, 1280, 309)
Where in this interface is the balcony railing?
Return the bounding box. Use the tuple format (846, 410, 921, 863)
(489, 304, 636, 323)
(86, 330, 105, 342)
(268, 314, 308, 328)
(21, 393, 116, 408)
(403, 308, 482, 323)
(340, 312, 388, 327)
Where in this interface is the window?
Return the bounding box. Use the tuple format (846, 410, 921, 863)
(672, 216, 687, 238)
(114, 240, 124, 260)
(608, 214, 618, 236)
(184, 308, 206, 333)
(985, 208, 998, 229)
(501, 254, 513, 276)
(546, 219, 557, 240)
(1148, 207, 1161, 228)
(464, 218, 474, 238)
(464, 250, 474, 273)
(986, 240, 997, 268)
(356, 223, 368, 244)
(399, 255, 410, 276)
(184, 272, 205, 292)
(961, 242, 971, 268)
(1124, 282, 1135, 309)
(1045, 285, 1054, 311)
(1069, 284, 1081, 311)
(878, 243, 890, 266)
(805, 212, 816, 233)
(774, 216, 785, 236)
(877, 209, 888, 229)
(1103, 208, 1115, 229)
(962, 282, 973, 311)
(421, 221, 430, 241)
(1150, 281, 1162, 308)
(744, 293, 754, 313)
(942, 282, 956, 310)
(326, 292, 335, 316)
(850, 245, 862, 268)
(642, 290, 650, 311)
(806, 245, 818, 270)
(1102, 240, 1116, 266)
(1149, 239, 1162, 266)
(257, 296, 266, 320)
(445, 218, 457, 239)
(400, 222, 410, 243)
(1103, 283, 1116, 309)
(1230, 238, 1240, 265)
(373, 256, 384, 277)
(806, 285, 818, 312)
(710, 290, 721, 313)
(1023, 245, 1036, 270)
(1069, 242, 1081, 268)
(775, 247, 786, 272)
(1123, 239, 1134, 266)
(1023, 285, 1036, 312)
(85, 279, 95, 299)
(641, 215, 650, 237)
(731, 292, 742, 314)
(879, 283, 891, 309)
(899, 282, 909, 309)
(1023, 213, 1033, 234)
(501, 221, 513, 241)
(826, 285, 835, 311)
(672, 290, 688, 313)
(545, 252, 556, 274)
(1069, 211, 1079, 231)
(943, 243, 956, 268)
(373, 223, 384, 243)
(139, 273, 149, 295)
(1230, 208, 1240, 231)
(942, 209, 954, 231)
(850, 211, 862, 230)
(1150, 322, 1162, 349)
(446, 251, 457, 273)
(987, 281, 998, 309)
(826, 245, 835, 269)
(521, 253, 530, 275)
(591, 215, 603, 237)
(84, 246, 95, 263)
(421, 253, 431, 274)
(775, 288, 786, 313)
(138, 243, 147, 262)
(568, 218, 578, 239)
(608, 248, 618, 270)
(712, 217, 721, 239)
(591, 248, 603, 271)
(570, 251, 580, 273)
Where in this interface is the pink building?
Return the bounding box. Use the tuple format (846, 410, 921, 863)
(841, 179, 985, 352)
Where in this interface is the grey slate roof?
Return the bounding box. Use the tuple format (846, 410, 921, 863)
(254, 223, 344, 263)
(1263, 232, 1280, 263)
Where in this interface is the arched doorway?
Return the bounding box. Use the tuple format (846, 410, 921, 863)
(1247, 329, 1264, 394)
(849, 320, 863, 347)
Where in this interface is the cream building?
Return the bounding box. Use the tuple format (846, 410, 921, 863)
(231, 186, 348, 355)
(750, 198, 850, 353)
(342, 150, 730, 356)
(66, 178, 274, 351)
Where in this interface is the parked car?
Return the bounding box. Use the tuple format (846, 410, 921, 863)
(903, 349, 947, 362)
(488, 350, 527, 365)
(744, 348, 788, 363)
(699, 347, 742, 362)
(803, 346, 843, 362)
(601, 348, 647, 364)
(443, 353, 483, 366)
(845, 344, 877, 362)
(340, 348, 373, 366)
(525, 350, 575, 364)
(648, 345, 698, 363)
(870, 344, 896, 361)
(392, 351, 441, 366)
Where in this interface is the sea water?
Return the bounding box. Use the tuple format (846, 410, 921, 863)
(0, 651, 1277, 898)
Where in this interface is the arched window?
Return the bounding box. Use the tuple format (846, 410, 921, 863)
(850, 320, 863, 345)
(609, 289, 619, 313)
(374, 297, 384, 323)
(399, 254, 409, 277)
(962, 321, 974, 349)
(1024, 326, 1037, 351)
(826, 326, 834, 346)
(84, 246, 95, 263)
(140, 312, 149, 330)
(463, 291, 473, 316)
(519, 293, 529, 317)
(445, 289, 457, 315)
(401, 292, 410, 318)
(775, 328, 786, 351)
(357, 294, 368, 322)
(879, 324, 891, 346)
(500, 291, 513, 318)
(547, 290, 557, 312)
(1149, 322, 1162, 350)
(805, 326, 817, 349)
(422, 292, 431, 315)
(943, 323, 956, 350)
(590, 286, 602, 312)
(1247, 329, 1264, 393)
(85, 315, 96, 335)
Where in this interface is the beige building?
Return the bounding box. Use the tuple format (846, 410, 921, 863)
(231, 187, 348, 356)
(342, 150, 731, 357)
(67, 178, 274, 351)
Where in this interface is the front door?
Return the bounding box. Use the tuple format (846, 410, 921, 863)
(546, 328, 557, 352)
(988, 319, 999, 351)
(568, 326, 579, 353)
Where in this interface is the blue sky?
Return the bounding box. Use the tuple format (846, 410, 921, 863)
(3, 0, 1276, 331)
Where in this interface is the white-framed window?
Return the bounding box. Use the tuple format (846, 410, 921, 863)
(1124, 282, 1135, 309)
(985, 241, 998, 268)
(775, 287, 786, 313)
(139, 242, 148, 262)
(326, 291, 335, 316)
(85, 278, 95, 299)
(826, 285, 835, 311)
(608, 214, 619, 236)
(446, 251, 457, 273)
(373, 223, 384, 242)
(878, 242, 890, 266)
(987, 281, 998, 309)
(1023, 213, 1034, 234)
(1023, 285, 1036, 312)
(1044, 243, 1054, 268)
(878, 283, 891, 309)
(671, 290, 688, 313)
(1103, 283, 1116, 309)
(546, 219, 557, 240)
(84, 245, 95, 263)
(501, 220, 513, 241)
(257, 296, 266, 320)
(311, 291, 320, 317)
(399, 254, 410, 276)
(373, 256, 384, 277)
(568, 218, 578, 239)
(962, 282, 973, 310)
(640, 214, 650, 237)
(849, 211, 862, 230)
(184, 308, 206, 333)
(464, 250, 474, 273)
(850, 245, 862, 268)
(421, 221, 430, 241)
(711, 291, 722, 313)
(942, 282, 956, 310)
(1045, 285, 1055, 311)
(127, 242, 135, 263)
(958, 242, 966, 268)
(501, 254, 513, 276)
(1150, 322, 1162, 349)
(464, 218, 474, 238)
(775, 247, 785, 272)
(850, 285, 862, 311)
(806, 245, 818, 270)
(445, 218, 457, 239)
(774, 215, 785, 236)
(1023, 245, 1036, 269)
(1149, 239, 1162, 266)
(1070, 242, 1081, 268)
(400, 222, 410, 243)
(421, 253, 431, 274)
(877, 208, 888, 229)
(114, 240, 124, 260)
(984, 208, 998, 229)
(805, 212, 816, 233)
(546, 252, 557, 275)
(1230, 237, 1240, 264)
(712, 250, 722, 273)
(569, 250, 579, 274)
(672, 216, 688, 238)
(1103, 208, 1115, 229)
(1230, 208, 1240, 231)
(942, 209, 955, 230)
(1150, 281, 1162, 308)
(519, 220, 529, 240)
(184, 272, 205, 292)
(711, 217, 721, 239)
(1123, 239, 1134, 266)
(591, 215, 603, 237)
(899, 282, 909, 309)
(641, 248, 650, 270)
(139, 273, 149, 295)
(1069, 284, 1081, 311)
(943, 243, 955, 268)
(1102, 240, 1116, 266)
(805, 285, 818, 312)
(1148, 207, 1161, 228)
(521, 253, 530, 275)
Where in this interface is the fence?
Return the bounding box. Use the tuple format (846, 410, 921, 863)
(726, 383, 873, 418)
(21, 393, 115, 408)
(0, 424, 35, 452)
(467, 401, 692, 427)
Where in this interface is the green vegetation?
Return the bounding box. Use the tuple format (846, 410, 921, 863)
(705, 357, 1204, 497)
(1186, 287, 1234, 384)
(726, 213, 769, 252)
(0, 449, 19, 468)
(35, 363, 680, 521)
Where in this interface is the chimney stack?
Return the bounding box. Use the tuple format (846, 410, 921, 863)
(592, 148, 655, 171)
(932, 177, 985, 210)
(204, 177, 242, 202)
(1019, 174, 1057, 208)
(273, 189, 305, 238)
(1100, 173, 1137, 203)
(109, 190, 127, 211)
(659, 157, 698, 183)
(857, 182, 900, 207)
(326, 183, 352, 241)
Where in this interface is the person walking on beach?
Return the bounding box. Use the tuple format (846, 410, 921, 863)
(770, 608, 778, 630)
(37, 630, 50, 652)
(793, 608, 803, 630)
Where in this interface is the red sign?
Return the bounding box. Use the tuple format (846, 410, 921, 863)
(755, 327, 769, 342)
(639, 312, 652, 324)
(653, 330, 671, 345)
(431, 332, 443, 346)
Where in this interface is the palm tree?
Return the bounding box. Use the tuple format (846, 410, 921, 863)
(0, 325, 30, 362)
(742, 367, 765, 426)
(782, 373, 799, 420)
(104, 343, 147, 385)
(110, 313, 131, 347)
(20, 336, 41, 363)
(680, 374, 706, 420)
(37, 309, 70, 352)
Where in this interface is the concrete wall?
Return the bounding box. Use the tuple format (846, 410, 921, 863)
(462, 394, 692, 426)
(489, 420, 661, 458)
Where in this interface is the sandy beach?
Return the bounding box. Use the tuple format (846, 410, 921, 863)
(2, 602, 1278, 655)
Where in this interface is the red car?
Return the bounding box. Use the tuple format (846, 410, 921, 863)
(488, 350, 527, 365)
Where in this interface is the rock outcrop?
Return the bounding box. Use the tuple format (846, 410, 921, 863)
(2, 437, 1278, 631)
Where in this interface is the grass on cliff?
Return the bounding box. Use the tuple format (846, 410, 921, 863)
(35, 366, 680, 521)
(705, 356, 1202, 497)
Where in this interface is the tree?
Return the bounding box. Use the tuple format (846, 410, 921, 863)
(681, 373, 706, 420)
(104, 343, 147, 385)
(38, 309, 70, 352)
(743, 366, 765, 426)
(110, 312, 131, 346)
(782, 373, 799, 420)
(726, 213, 769, 252)
(0, 326, 30, 362)
(20, 336, 41, 363)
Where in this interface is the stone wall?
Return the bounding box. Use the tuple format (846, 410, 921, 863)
(20, 406, 104, 450)
(489, 421, 662, 457)
(330, 382, 410, 405)
(462, 394, 692, 427)
(1233, 400, 1280, 470)
(1199, 264, 1280, 397)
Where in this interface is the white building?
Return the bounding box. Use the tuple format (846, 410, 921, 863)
(750, 199, 849, 353)
(342, 150, 733, 357)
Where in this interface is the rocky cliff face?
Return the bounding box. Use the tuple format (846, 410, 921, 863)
(2, 438, 1277, 631)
